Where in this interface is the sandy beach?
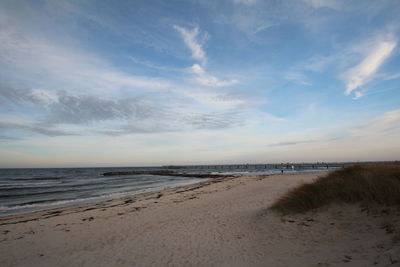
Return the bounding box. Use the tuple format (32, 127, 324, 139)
(1, 172, 399, 267)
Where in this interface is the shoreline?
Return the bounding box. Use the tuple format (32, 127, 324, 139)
(0, 174, 239, 225)
(0, 171, 318, 223)
(1, 171, 399, 267)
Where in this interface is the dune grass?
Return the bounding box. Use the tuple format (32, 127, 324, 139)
(270, 163, 400, 215)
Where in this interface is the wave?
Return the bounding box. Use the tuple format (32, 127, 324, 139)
(0, 198, 92, 212)
(0, 189, 147, 213)
(4, 176, 67, 181)
(0, 181, 63, 189)
(0, 179, 204, 215)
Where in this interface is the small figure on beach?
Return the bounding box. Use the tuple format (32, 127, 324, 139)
(281, 169, 284, 174)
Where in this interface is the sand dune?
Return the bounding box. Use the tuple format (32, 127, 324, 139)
(1, 172, 399, 267)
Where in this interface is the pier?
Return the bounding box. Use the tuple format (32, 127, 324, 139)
(162, 161, 393, 170)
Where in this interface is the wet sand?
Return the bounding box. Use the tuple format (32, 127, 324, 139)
(0, 172, 399, 267)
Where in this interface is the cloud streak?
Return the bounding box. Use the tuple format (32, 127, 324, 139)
(267, 139, 316, 147)
(174, 25, 207, 65)
(175, 25, 239, 87)
(343, 38, 397, 97)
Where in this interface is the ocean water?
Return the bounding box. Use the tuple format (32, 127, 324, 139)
(0, 165, 331, 216)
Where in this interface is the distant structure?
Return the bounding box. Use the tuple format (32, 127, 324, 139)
(163, 161, 394, 170)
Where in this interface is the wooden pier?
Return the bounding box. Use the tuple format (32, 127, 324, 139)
(162, 161, 392, 170)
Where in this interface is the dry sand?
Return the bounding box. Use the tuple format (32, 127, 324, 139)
(0, 172, 399, 267)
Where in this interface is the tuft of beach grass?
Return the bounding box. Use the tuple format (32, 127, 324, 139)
(270, 163, 400, 215)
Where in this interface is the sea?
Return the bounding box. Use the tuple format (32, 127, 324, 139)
(0, 165, 332, 216)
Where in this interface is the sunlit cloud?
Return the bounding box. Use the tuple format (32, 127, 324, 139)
(342, 37, 397, 98)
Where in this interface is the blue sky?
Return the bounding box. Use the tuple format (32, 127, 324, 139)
(0, 0, 399, 167)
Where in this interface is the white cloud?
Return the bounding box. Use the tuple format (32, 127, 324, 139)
(189, 64, 239, 87)
(174, 25, 207, 65)
(342, 38, 397, 96)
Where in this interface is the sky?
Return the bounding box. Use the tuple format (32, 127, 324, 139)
(0, 0, 400, 168)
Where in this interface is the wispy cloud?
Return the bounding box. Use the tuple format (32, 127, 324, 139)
(285, 71, 312, 86)
(350, 109, 400, 136)
(175, 25, 239, 87)
(286, 109, 400, 144)
(267, 139, 316, 147)
(383, 72, 400, 81)
(342, 37, 397, 97)
(188, 64, 238, 87)
(179, 90, 244, 109)
(217, 5, 275, 37)
(101, 72, 172, 90)
(0, 15, 172, 95)
(183, 112, 243, 130)
(265, 109, 400, 158)
(302, 54, 339, 72)
(129, 56, 181, 72)
(0, 136, 24, 141)
(0, 121, 77, 137)
(174, 25, 207, 65)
